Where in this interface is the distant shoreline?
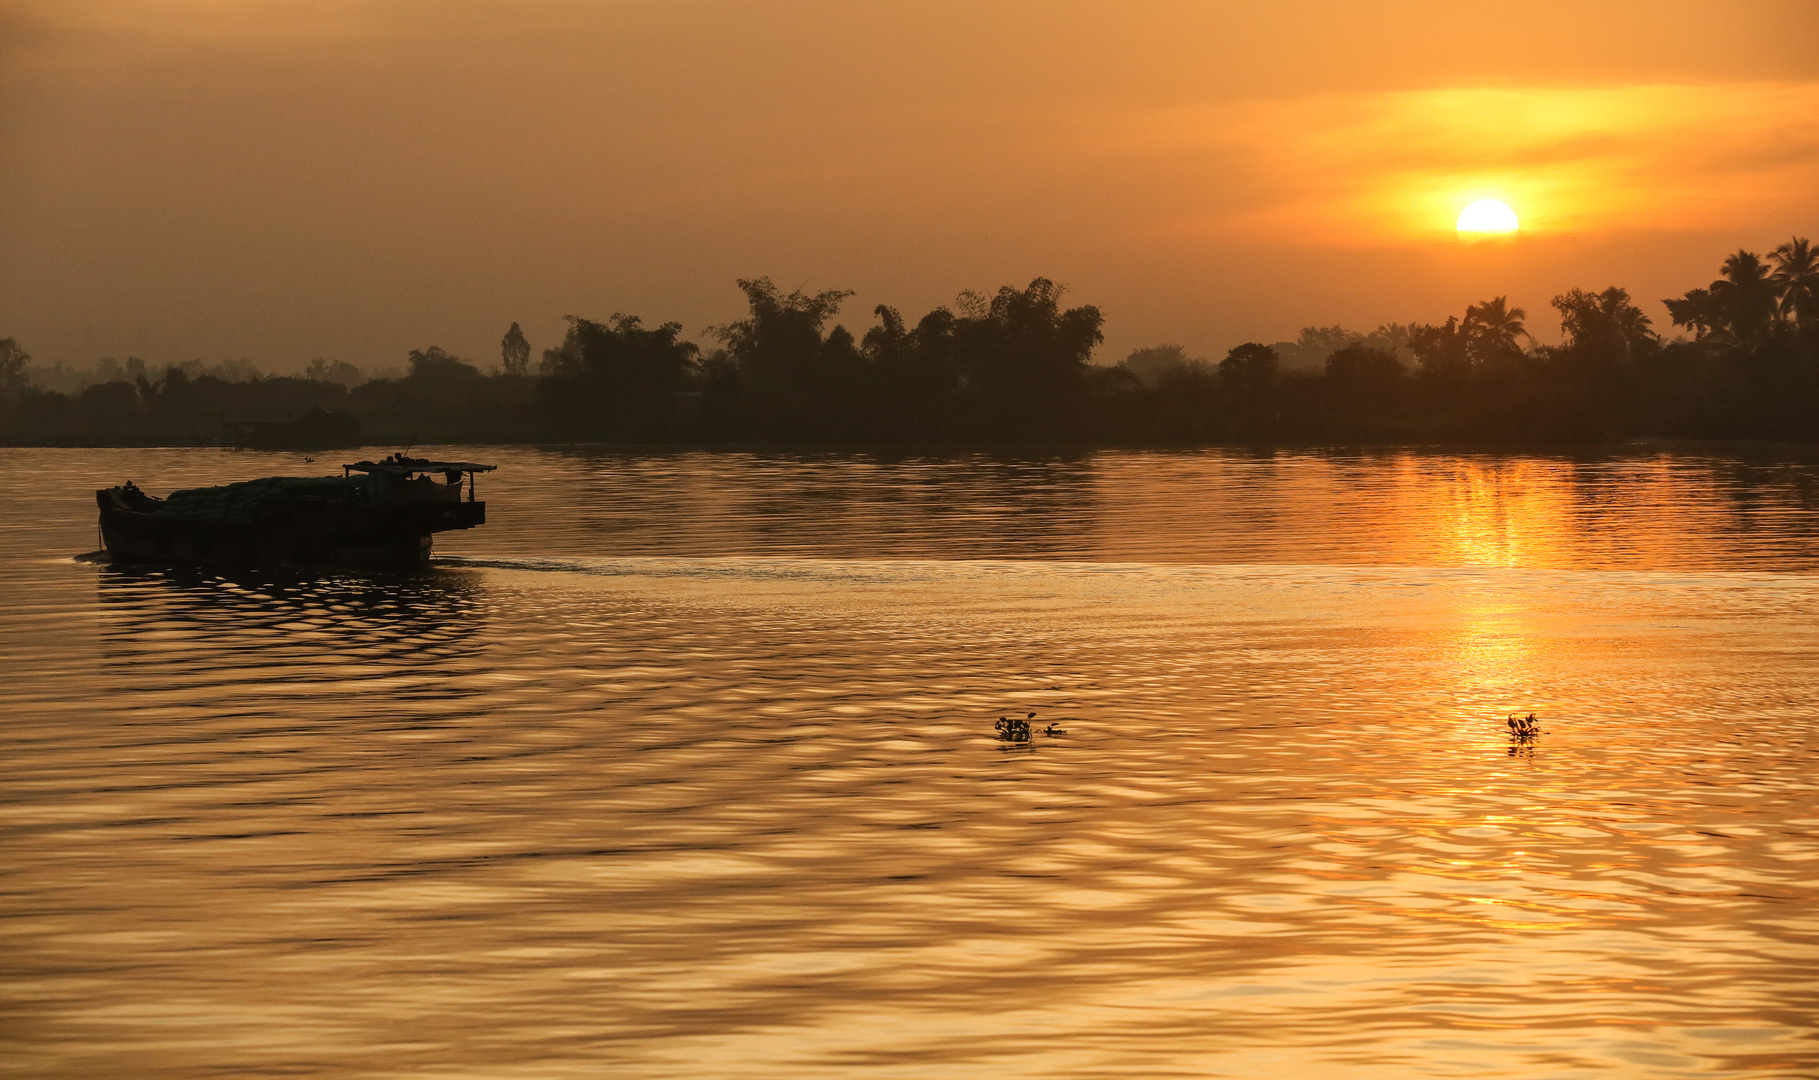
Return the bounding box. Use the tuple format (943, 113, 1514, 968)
(6, 250, 1816, 449)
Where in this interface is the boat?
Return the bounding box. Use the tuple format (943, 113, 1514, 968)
(95, 454, 495, 569)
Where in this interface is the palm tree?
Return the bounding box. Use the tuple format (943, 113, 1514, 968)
(1771, 236, 1819, 331)
(1463, 296, 1528, 365)
(1600, 287, 1655, 356)
(1711, 250, 1779, 346)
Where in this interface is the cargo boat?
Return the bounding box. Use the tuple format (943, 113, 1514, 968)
(96, 454, 495, 569)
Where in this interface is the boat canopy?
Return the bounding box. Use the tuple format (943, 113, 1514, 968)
(343, 454, 496, 477)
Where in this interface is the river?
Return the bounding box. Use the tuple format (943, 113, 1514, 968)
(3, 445, 1817, 1078)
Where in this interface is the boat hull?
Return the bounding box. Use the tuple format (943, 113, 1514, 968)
(96, 489, 485, 570)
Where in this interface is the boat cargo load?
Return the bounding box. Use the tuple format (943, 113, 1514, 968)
(95, 454, 495, 569)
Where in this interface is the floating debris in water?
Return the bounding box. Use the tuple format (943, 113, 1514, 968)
(995, 712, 1034, 742)
(1507, 712, 1542, 740)
(994, 711, 1074, 742)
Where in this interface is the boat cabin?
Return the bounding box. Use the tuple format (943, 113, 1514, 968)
(344, 454, 496, 505)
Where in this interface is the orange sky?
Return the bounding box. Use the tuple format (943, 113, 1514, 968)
(3, 0, 1816, 370)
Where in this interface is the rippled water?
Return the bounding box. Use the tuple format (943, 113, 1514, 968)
(4, 446, 1819, 1078)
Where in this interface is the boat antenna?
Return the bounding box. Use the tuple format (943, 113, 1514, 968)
(403, 431, 418, 456)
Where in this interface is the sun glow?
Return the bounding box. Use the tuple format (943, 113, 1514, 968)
(1456, 199, 1520, 238)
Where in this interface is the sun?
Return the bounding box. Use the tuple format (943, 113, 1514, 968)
(1457, 199, 1519, 238)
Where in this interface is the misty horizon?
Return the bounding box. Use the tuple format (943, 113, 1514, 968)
(8, 252, 1796, 389)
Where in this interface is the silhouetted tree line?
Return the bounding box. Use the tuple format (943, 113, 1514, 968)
(0, 340, 542, 445)
(4, 238, 1817, 446)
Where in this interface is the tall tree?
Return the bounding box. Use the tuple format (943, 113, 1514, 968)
(1462, 296, 1528, 366)
(538, 313, 700, 439)
(1711, 250, 1779, 346)
(501, 322, 531, 375)
(861, 304, 961, 435)
(954, 279, 1102, 389)
(948, 278, 1104, 436)
(1664, 287, 1723, 341)
(1544, 287, 1653, 431)
(1406, 297, 1524, 377)
(1551, 287, 1655, 361)
(1219, 342, 1280, 389)
(1409, 316, 1472, 379)
(1771, 236, 1819, 331)
(712, 277, 854, 412)
(1214, 342, 1281, 437)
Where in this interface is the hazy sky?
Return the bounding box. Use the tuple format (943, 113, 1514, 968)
(3, 0, 1816, 371)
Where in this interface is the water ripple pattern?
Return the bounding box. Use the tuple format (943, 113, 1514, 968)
(2, 446, 1817, 1079)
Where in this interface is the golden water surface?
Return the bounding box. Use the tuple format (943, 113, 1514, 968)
(4, 446, 1818, 1078)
